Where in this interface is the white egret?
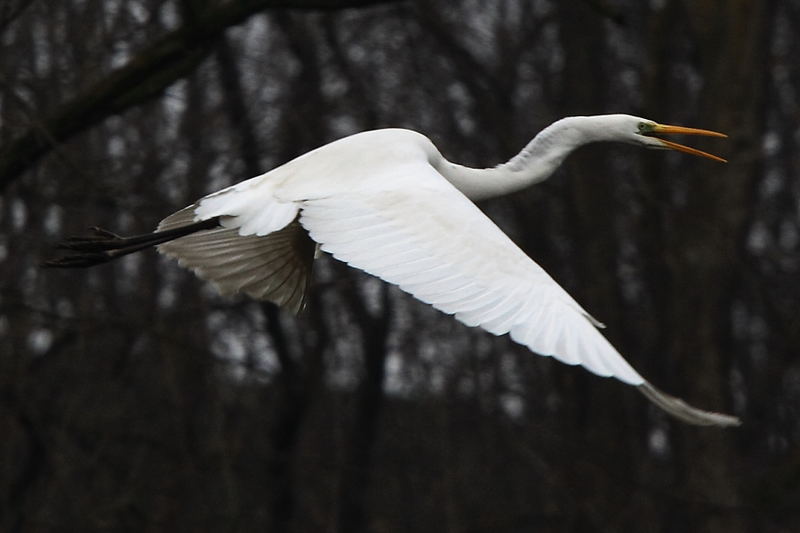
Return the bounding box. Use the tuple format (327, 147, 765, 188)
(46, 114, 739, 426)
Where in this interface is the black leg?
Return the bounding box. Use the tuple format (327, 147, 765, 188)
(43, 217, 221, 268)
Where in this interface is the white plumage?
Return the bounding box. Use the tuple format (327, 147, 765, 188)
(51, 115, 736, 426)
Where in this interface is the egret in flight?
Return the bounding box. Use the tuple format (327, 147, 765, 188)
(46, 114, 738, 426)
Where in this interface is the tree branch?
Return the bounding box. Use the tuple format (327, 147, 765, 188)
(0, 0, 406, 191)
(0, 0, 37, 34)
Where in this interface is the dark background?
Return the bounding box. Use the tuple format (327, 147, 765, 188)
(1, 1, 797, 532)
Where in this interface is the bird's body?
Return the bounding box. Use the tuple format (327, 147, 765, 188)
(47, 114, 737, 426)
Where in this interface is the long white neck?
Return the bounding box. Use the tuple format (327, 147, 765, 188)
(437, 116, 619, 201)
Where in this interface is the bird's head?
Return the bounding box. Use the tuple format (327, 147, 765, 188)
(620, 115, 728, 162)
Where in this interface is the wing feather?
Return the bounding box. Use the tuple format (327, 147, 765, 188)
(157, 206, 315, 314)
(303, 162, 742, 427)
(298, 161, 644, 386)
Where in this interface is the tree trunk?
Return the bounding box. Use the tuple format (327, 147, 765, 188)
(645, 2, 772, 531)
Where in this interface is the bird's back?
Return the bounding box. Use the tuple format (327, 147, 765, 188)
(270, 128, 441, 201)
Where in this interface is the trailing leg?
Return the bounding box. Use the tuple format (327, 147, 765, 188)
(43, 217, 221, 268)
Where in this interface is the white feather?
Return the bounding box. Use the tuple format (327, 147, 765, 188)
(293, 158, 647, 387)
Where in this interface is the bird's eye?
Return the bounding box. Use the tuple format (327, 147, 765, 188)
(637, 122, 649, 133)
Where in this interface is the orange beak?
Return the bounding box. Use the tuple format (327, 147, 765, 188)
(650, 124, 728, 163)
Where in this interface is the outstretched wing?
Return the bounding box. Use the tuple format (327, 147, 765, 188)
(297, 160, 739, 426)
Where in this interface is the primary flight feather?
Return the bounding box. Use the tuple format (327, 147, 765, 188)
(46, 114, 738, 427)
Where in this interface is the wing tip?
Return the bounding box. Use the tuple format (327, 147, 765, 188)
(638, 381, 741, 427)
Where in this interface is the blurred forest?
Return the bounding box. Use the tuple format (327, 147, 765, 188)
(1, 0, 798, 532)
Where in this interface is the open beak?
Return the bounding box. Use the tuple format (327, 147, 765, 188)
(649, 124, 728, 162)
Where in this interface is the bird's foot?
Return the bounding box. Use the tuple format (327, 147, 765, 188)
(43, 226, 140, 268)
(56, 226, 128, 252)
